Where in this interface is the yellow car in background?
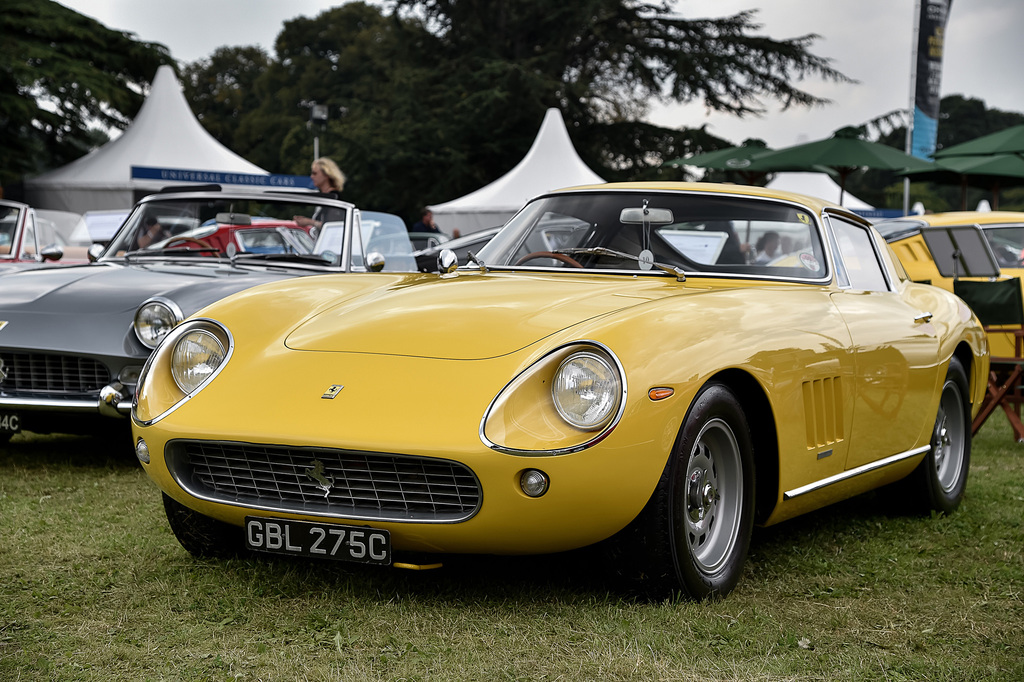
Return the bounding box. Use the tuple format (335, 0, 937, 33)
(879, 211, 1024, 357)
(132, 182, 988, 600)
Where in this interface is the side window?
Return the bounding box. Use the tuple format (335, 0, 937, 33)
(829, 217, 890, 292)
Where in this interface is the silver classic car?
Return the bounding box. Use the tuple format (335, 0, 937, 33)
(0, 187, 416, 441)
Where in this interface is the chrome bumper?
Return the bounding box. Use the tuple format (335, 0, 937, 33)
(0, 381, 134, 418)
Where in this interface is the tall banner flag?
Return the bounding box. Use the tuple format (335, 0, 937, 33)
(911, 0, 953, 159)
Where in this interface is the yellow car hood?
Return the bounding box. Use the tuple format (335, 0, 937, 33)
(284, 273, 676, 360)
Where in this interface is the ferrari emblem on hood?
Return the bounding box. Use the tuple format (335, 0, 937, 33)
(321, 384, 344, 399)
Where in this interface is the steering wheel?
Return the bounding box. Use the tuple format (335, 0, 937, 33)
(514, 251, 583, 268)
(164, 236, 218, 253)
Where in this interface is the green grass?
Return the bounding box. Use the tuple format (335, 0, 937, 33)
(1, 420, 1022, 681)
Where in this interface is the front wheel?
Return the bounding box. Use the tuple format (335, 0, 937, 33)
(611, 382, 755, 600)
(162, 493, 245, 559)
(907, 356, 971, 514)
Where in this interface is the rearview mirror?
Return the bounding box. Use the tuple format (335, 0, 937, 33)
(216, 212, 252, 225)
(620, 207, 674, 225)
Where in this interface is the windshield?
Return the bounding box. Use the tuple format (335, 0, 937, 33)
(102, 195, 348, 261)
(475, 191, 829, 279)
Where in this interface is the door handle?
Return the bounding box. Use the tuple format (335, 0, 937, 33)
(914, 312, 933, 323)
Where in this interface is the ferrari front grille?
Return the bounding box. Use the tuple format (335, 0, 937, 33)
(0, 351, 110, 397)
(169, 440, 482, 523)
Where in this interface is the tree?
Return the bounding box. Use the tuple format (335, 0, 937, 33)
(390, 0, 853, 182)
(0, 0, 172, 189)
(205, 1, 852, 222)
(180, 46, 271, 158)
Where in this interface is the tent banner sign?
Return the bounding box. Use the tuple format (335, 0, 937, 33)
(911, 0, 953, 160)
(131, 166, 315, 190)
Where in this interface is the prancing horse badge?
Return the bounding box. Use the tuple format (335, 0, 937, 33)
(321, 384, 344, 399)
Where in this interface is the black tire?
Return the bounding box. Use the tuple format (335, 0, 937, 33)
(611, 382, 755, 600)
(162, 493, 245, 559)
(907, 356, 971, 514)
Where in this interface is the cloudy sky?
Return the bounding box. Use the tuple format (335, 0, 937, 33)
(58, 0, 1023, 149)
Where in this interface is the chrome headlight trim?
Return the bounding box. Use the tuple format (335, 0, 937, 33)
(134, 297, 184, 349)
(480, 340, 627, 456)
(132, 318, 233, 426)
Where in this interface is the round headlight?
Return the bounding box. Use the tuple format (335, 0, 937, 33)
(170, 329, 226, 394)
(551, 351, 620, 429)
(135, 300, 182, 348)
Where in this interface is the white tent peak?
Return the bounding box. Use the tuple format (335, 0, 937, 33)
(26, 65, 267, 212)
(429, 108, 605, 234)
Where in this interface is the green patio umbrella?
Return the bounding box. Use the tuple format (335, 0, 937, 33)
(900, 152, 1024, 209)
(934, 124, 1024, 158)
(742, 126, 935, 203)
(663, 140, 773, 184)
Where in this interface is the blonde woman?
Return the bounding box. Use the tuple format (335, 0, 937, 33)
(295, 157, 346, 228)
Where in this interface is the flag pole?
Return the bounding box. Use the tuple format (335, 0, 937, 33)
(904, 0, 921, 216)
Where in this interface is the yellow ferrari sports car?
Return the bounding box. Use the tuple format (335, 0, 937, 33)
(132, 182, 988, 599)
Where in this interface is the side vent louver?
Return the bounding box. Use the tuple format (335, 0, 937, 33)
(803, 377, 844, 449)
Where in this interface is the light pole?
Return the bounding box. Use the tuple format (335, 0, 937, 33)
(302, 101, 329, 162)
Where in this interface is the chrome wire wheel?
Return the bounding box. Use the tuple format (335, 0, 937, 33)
(683, 417, 743, 575)
(932, 376, 966, 494)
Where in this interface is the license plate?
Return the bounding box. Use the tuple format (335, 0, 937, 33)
(0, 412, 20, 434)
(244, 516, 391, 565)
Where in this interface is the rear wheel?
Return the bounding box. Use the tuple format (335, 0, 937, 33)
(907, 356, 971, 514)
(612, 382, 755, 599)
(162, 493, 245, 559)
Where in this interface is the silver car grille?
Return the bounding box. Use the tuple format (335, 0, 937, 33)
(169, 440, 482, 523)
(0, 352, 110, 397)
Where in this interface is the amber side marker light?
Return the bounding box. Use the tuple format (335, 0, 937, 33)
(648, 387, 674, 401)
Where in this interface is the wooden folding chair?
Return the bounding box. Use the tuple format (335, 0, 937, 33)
(953, 277, 1024, 441)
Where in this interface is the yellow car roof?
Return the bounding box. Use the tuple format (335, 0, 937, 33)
(550, 181, 847, 215)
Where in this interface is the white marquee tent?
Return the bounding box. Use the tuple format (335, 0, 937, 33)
(765, 172, 873, 210)
(430, 108, 605, 235)
(25, 65, 270, 213)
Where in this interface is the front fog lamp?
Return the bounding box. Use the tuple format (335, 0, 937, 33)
(135, 300, 182, 348)
(135, 438, 150, 465)
(170, 329, 226, 394)
(520, 469, 549, 497)
(552, 352, 620, 429)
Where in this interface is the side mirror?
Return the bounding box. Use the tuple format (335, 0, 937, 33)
(437, 248, 459, 274)
(87, 243, 105, 262)
(365, 251, 386, 272)
(40, 244, 64, 262)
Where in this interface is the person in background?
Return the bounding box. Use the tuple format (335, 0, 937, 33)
(135, 215, 171, 249)
(294, 157, 346, 229)
(411, 208, 442, 234)
(754, 230, 781, 263)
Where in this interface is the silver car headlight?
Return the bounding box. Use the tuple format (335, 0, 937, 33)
(135, 299, 183, 348)
(170, 328, 227, 394)
(552, 351, 621, 428)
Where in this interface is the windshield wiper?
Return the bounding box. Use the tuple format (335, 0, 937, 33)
(123, 248, 219, 261)
(467, 251, 488, 272)
(230, 252, 334, 265)
(555, 247, 686, 281)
